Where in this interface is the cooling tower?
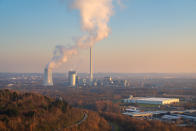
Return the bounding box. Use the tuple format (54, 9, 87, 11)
(90, 48, 93, 82)
(68, 71, 77, 87)
(43, 68, 53, 86)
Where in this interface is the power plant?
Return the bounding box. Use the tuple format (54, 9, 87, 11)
(44, 47, 124, 88)
(42, 47, 129, 88)
(43, 47, 94, 87)
(43, 68, 53, 86)
(43, 0, 113, 87)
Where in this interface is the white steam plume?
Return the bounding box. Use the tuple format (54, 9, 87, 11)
(73, 0, 113, 48)
(46, 0, 114, 69)
(46, 45, 77, 69)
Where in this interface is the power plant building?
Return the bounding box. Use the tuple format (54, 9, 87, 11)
(43, 68, 53, 86)
(68, 71, 77, 87)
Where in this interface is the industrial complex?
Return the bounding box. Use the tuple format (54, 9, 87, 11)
(43, 47, 129, 88)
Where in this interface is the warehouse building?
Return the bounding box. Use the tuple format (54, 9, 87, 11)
(123, 96, 179, 105)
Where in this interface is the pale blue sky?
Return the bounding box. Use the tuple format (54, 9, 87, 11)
(0, 0, 196, 73)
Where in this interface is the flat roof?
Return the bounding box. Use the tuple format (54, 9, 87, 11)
(133, 97, 179, 102)
(162, 115, 180, 120)
(122, 112, 152, 117)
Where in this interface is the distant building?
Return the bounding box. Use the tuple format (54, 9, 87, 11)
(122, 112, 153, 117)
(68, 71, 77, 87)
(104, 76, 112, 81)
(81, 78, 87, 86)
(43, 68, 53, 86)
(76, 76, 79, 87)
(104, 76, 113, 86)
(123, 96, 179, 105)
(121, 80, 129, 87)
(93, 81, 97, 86)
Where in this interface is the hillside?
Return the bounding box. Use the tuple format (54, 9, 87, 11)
(0, 89, 195, 131)
(0, 89, 110, 131)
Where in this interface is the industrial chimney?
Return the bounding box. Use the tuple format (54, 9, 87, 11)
(43, 68, 53, 86)
(90, 47, 93, 83)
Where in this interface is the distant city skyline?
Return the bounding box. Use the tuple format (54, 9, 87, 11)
(0, 0, 196, 73)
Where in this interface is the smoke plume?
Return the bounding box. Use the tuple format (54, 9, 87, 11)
(46, 45, 77, 69)
(46, 0, 114, 69)
(73, 0, 113, 48)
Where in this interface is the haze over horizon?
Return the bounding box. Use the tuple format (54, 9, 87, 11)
(0, 0, 196, 73)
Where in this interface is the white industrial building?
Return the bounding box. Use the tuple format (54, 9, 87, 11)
(122, 112, 153, 117)
(123, 96, 179, 105)
(68, 71, 77, 87)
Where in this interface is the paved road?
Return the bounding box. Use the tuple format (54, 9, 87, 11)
(65, 112, 88, 129)
(76, 112, 88, 125)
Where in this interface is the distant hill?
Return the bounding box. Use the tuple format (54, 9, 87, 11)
(0, 89, 110, 131)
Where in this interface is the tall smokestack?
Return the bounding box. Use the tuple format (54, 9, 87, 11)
(90, 47, 93, 82)
(43, 68, 53, 86)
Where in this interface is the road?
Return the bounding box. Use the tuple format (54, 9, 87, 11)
(65, 112, 88, 129)
(76, 112, 88, 125)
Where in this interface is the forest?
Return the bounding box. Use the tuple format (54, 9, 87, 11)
(0, 89, 110, 131)
(0, 89, 196, 131)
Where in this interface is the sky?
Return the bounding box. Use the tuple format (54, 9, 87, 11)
(0, 0, 196, 73)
